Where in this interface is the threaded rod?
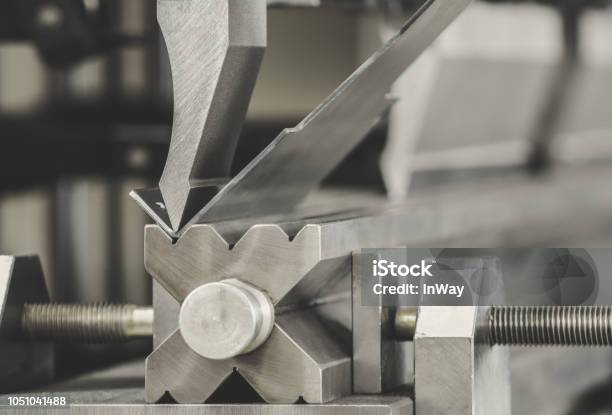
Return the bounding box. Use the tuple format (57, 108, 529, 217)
(21, 304, 153, 343)
(489, 306, 612, 346)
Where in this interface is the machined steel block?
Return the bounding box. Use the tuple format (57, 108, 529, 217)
(144, 223, 355, 404)
(414, 306, 511, 415)
(352, 253, 412, 394)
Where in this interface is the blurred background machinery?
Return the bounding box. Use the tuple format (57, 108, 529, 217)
(2, 0, 612, 413)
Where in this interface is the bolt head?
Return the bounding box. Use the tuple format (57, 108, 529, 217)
(179, 279, 274, 360)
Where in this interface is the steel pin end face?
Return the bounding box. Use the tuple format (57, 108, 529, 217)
(179, 279, 275, 360)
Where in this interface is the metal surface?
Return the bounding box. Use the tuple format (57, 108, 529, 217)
(0, 256, 53, 392)
(0, 359, 413, 414)
(268, 0, 414, 8)
(136, 0, 472, 236)
(157, 0, 267, 231)
(510, 346, 612, 415)
(1, 397, 413, 415)
(179, 279, 275, 360)
(393, 304, 612, 347)
(145, 222, 352, 404)
(267, 0, 418, 9)
(160, 164, 612, 251)
(21, 304, 153, 343)
(393, 307, 417, 342)
(352, 253, 412, 394)
(145, 163, 612, 405)
(267, 0, 321, 5)
(414, 306, 511, 415)
(414, 259, 510, 414)
(266, 0, 384, 8)
(153, 280, 179, 349)
(147, 310, 351, 404)
(490, 306, 612, 346)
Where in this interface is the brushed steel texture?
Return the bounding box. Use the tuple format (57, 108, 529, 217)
(3, 398, 413, 415)
(267, 0, 321, 5)
(414, 259, 510, 415)
(0, 359, 413, 414)
(414, 306, 511, 415)
(144, 224, 353, 404)
(153, 279, 180, 349)
(176, 0, 471, 230)
(137, 0, 471, 236)
(157, 0, 267, 231)
(1, 397, 412, 415)
(145, 163, 612, 404)
(352, 253, 412, 394)
(146, 309, 351, 404)
(2, 357, 411, 415)
(267, 0, 415, 10)
(179, 279, 275, 360)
